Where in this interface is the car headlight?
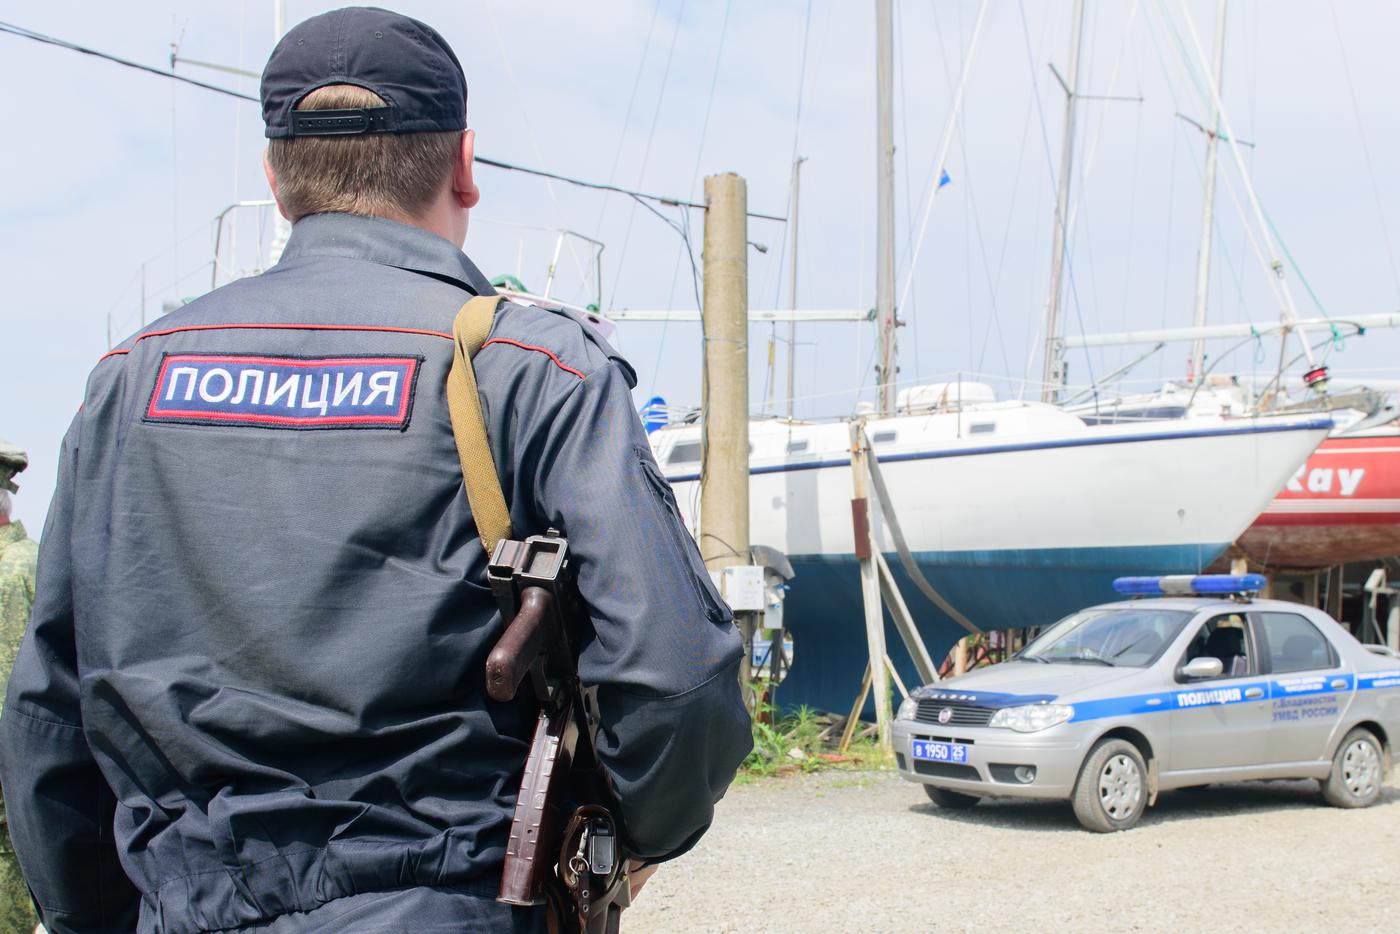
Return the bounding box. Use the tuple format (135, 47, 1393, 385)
(897, 696, 919, 721)
(988, 704, 1074, 733)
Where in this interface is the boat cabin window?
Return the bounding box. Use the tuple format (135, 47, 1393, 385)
(871, 430, 898, 445)
(667, 440, 752, 464)
(786, 440, 810, 454)
(667, 441, 702, 465)
(969, 422, 996, 435)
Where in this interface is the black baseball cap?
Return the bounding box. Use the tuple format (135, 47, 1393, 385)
(261, 6, 467, 139)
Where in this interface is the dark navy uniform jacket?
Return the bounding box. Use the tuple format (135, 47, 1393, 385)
(0, 213, 751, 933)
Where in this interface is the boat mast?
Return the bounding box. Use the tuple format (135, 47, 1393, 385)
(875, 0, 898, 414)
(1040, 0, 1087, 403)
(1174, 0, 1320, 384)
(787, 155, 806, 421)
(1189, 0, 1227, 385)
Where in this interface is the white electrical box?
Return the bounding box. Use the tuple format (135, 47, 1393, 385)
(711, 564, 766, 612)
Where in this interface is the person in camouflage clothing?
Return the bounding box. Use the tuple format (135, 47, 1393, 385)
(0, 441, 39, 933)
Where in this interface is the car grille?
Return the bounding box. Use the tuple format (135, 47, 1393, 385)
(913, 760, 980, 781)
(914, 699, 994, 727)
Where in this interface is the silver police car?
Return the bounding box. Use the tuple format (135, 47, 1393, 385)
(894, 575, 1400, 832)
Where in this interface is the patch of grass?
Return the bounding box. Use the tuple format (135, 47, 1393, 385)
(740, 697, 892, 780)
(842, 737, 894, 772)
(742, 703, 826, 777)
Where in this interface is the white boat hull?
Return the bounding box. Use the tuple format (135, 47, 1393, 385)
(653, 406, 1330, 710)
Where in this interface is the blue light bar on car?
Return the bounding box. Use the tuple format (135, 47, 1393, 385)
(1112, 574, 1267, 596)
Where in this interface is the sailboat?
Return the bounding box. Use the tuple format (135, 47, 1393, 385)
(654, 400, 1328, 710)
(647, 0, 1328, 713)
(1055, 0, 1400, 573)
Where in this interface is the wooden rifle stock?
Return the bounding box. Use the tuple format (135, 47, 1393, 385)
(486, 532, 630, 933)
(498, 691, 579, 906)
(486, 587, 557, 703)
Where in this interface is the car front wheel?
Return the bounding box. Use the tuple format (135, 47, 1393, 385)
(923, 785, 980, 809)
(1072, 738, 1148, 832)
(1320, 728, 1384, 808)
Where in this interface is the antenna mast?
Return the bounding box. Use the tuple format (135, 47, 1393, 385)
(1175, 0, 1321, 384)
(1189, 0, 1227, 384)
(1040, 0, 1087, 402)
(787, 155, 806, 421)
(875, 0, 897, 414)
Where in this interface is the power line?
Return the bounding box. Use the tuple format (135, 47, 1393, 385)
(483, 4, 589, 293)
(1328, 0, 1400, 305)
(473, 156, 780, 222)
(593, 2, 664, 241)
(650, 0, 736, 399)
(610, 0, 691, 310)
(0, 20, 260, 101)
(0, 18, 786, 223)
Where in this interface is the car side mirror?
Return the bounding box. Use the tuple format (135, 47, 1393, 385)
(1179, 656, 1224, 680)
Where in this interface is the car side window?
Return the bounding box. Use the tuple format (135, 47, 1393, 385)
(1181, 613, 1253, 679)
(1258, 612, 1337, 674)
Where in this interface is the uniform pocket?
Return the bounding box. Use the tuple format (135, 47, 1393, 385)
(634, 446, 731, 623)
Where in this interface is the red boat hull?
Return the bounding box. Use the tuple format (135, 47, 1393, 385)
(1234, 433, 1400, 568)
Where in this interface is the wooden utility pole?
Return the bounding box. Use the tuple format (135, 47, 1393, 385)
(700, 173, 753, 684)
(849, 420, 893, 758)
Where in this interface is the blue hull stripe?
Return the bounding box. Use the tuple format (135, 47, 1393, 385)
(775, 549, 1397, 716)
(778, 545, 1231, 714)
(665, 418, 1333, 484)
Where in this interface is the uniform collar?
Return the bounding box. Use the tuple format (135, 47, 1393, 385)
(279, 212, 498, 296)
(0, 521, 27, 550)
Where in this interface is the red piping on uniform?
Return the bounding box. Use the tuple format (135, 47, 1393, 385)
(481, 338, 586, 380)
(98, 322, 588, 381)
(97, 323, 454, 362)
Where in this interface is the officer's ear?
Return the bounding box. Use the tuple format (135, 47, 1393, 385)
(452, 130, 481, 211)
(263, 150, 291, 221)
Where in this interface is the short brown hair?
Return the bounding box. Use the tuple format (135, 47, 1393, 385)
(267, 85, 461, 222)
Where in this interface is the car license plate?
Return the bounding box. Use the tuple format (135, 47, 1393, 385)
(910, 740, 969, 764)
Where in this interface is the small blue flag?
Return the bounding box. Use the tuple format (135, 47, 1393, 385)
(937, 169, 952, 189)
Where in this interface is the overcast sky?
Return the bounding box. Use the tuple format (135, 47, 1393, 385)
(3, 0, 1399, 530)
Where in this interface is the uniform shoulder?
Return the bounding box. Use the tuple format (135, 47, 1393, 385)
(486, 300, 636, 387)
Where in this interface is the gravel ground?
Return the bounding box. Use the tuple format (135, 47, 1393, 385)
(627, 768, 1400, 933)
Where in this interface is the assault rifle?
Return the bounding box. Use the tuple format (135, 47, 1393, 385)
(486, 530, 631, 933)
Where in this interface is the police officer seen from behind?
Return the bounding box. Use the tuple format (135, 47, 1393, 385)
(0, 8, 751, 932)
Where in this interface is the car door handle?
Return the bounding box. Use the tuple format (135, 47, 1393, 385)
(1330, 678, 1348, 690)
(1245, 687, 1265, 699)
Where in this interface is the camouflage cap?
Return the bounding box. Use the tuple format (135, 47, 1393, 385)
(0, 439, 28, 493)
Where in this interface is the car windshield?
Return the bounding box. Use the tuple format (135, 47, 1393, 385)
(1019, 608, 1194, 667)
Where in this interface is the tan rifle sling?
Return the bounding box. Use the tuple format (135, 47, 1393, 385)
(445, 294, 513, 556)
